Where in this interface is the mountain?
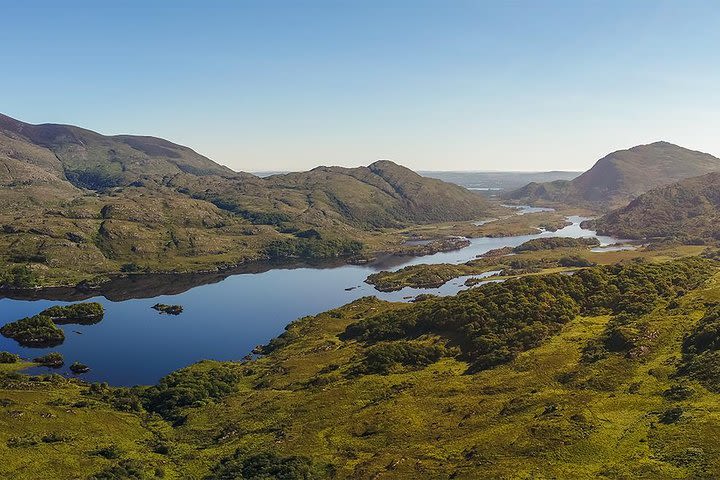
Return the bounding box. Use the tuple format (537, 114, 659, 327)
(0, 113, 235, 188)
(504, 142, 720, 210)
(589, 171, 720, 240)
(0, 113, 491, 287)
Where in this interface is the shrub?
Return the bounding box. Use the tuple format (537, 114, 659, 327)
(93, 444, 122, 459)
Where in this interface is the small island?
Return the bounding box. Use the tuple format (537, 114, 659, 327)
(0, 315, 65, 347)
(152, 304, 184, 315)
(0, 352, 19, 364)
(33, 352, 65, 368)
(69, 362, 90, 374)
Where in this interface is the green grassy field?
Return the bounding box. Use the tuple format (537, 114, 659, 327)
(2, 256, 720, 479)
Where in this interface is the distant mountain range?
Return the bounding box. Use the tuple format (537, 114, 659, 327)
(504, 142, 720, 210)
(420, 170, 581, 195)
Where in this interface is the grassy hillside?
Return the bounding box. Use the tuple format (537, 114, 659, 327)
(3, 255, 720, 478)
(589, 172, 720, 241)
(504, 142, 720, 210)
(0, 113, 493, 289)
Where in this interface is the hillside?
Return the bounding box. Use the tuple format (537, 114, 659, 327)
(0, 114, 491, 289)
(589, 172, 720, 240)
(3, 256, 720, 478)
(504, 142, 720, 210)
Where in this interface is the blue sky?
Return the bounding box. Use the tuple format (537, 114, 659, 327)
(3, 0, 720, 172)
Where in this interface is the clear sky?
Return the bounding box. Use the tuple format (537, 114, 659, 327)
(3, 0, 720, 172)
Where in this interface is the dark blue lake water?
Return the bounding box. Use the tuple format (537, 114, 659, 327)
(0, 214, 622, 385)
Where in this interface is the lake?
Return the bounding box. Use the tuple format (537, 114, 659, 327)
(0, 213, 623, 385)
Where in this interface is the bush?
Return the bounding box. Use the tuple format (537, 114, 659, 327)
(362, 341, 445, 374)
(93, 444, 122, 459)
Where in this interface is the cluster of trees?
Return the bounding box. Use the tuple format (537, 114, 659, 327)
(40, 302, 104, 324)
(207, 451, 330, 480)
(141, 363, 240, 423)
(0, 315, 64, 347)
(33, 352, 64, 368)
(345, 258, 715, 373)
(86, 363, 242, 423)
(263, 237, 363, 260)
(0, 265, 38, 289)
(87, 459, 153, 480)
(513, 237, 600, 252)
(679, 305, 720, 391)
(0, 302, 108, 347)
(361, 341, 445, 374)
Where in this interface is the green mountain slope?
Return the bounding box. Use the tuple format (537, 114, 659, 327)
(0, 113, 491, 288)
(589, 171, 720, 240)
(504, 142, 720, 210)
